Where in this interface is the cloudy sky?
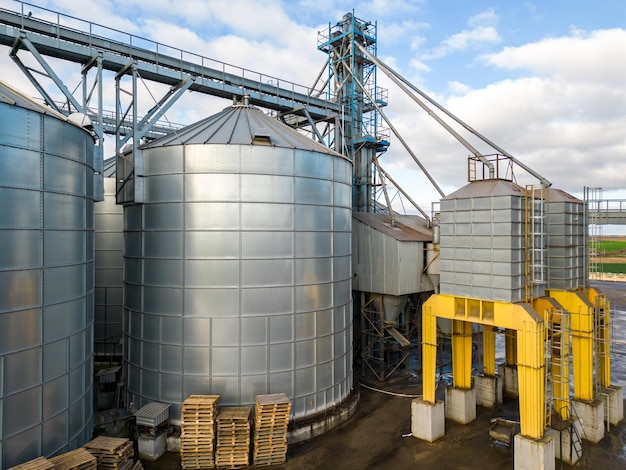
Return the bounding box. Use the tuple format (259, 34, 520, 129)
(1, 0, 625, 224)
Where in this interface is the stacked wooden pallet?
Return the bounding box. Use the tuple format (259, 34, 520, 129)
(82, 436, 134, 470)
(180, 395, 220, 469)
(253, 393, 291, 466)
(215, 406, 251, 468)
(8, 456, 55, 470)
(48, 448, 97, 470)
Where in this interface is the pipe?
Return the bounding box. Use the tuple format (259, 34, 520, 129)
(335, 49, 445, 198)
(357, 44, 552, 187)
(355, 43, 495, 179)
(374, 161, 431, 222)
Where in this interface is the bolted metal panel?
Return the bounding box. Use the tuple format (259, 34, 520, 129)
(545, 189, 586, 290)
(439, 179, 546, 303)
(123, 104, 353, 424)
(352, 213, 433, 295)
(94, 205, 125, 360)
(0, 81, 96, 468)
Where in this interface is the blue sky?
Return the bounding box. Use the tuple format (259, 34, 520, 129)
(1, 0, 625, 230)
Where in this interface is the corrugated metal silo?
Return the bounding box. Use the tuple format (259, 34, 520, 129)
(94, 158, 124, 358)
(0, 81, 96, 468)
(122, 100, 354, 425)
(439, 179, 546, 302)
(545, 188, 586, 290)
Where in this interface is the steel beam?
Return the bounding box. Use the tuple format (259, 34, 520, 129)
(423, 294, 546, 439)
(0, 11, 339, 121)
(547, 289, 594, 402)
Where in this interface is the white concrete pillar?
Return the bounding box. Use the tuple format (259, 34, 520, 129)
(599, 385, 624, 426)
(498, 363, 519, 398)
(546, 417, 583, 466)
(445, 386, 476, 424)
(411, 398, 445, 443)
(474, 374, 502, 409)
(514, 433, 555, 470)
(572, 398, 605, 443)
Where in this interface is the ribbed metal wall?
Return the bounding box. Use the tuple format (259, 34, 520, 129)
(123, 105, 353, 423)
(94, 159, 123, 357)
(439, 179, 546, 302)
(0, 82, 96, 468)
(546, 189, 586, 290)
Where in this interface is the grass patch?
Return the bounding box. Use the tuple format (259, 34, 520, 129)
(590, 239, 626, 253)
(596, 263, 626, 274)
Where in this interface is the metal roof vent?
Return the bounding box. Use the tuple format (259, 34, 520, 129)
(252, 127, 272, 146)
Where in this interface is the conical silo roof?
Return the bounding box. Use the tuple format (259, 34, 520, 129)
(443, 178, 526, 199)
(143, 100, 342, 156)
(0, 79, 69, 120)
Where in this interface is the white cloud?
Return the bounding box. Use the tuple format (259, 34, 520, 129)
(480, 28, 626, 86)
(468, 8, 498, 28)
(422, 26, 500, 60)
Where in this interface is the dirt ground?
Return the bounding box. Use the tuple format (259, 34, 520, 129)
(141, 281, 626, 470)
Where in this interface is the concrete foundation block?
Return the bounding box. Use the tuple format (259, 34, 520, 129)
(546, 417, 583, 466)
(498, 364, 519, 398)
(599, 385, 624, 426)
(445, 386, 476, 424)
(474, 374, 502, 409)
(514, 433, 555, 470)
(138, 432, 167, 461)
(411, 398, 445, 443)
(572, 398, 605, 443)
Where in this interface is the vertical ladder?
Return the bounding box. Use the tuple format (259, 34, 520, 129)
(548, 308, 571, 420)
(525, 186, 547, 302)
(568, 405, 587, 467)
(594, 292, 612, 391)
(585, 187, 604, 281)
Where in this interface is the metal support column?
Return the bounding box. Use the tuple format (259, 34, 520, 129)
(451, 320, 473, 389)
(483, 326, 496, 377)
(547, 289, 594, 402)
(422, 294, 547, 439)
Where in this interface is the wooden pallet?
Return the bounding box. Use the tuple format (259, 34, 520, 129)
(8, 456, 55, 470)
(180, 395, 220, 469)
(252, 394, 291, 466)
(49, 448, 97, 470)
(129, 461, 143, 470)
(82, 436, 134, 470)
(214, 406, 251, 468)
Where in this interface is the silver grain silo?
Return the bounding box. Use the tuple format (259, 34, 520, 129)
(439, 179, 546, 302)
(123, 98, 354, 427)
(94, 158, 124, 359)
(0, 81, 96, 468)
(545, 188, 586, 290)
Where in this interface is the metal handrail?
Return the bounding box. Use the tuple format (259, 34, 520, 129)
(2, 0, 334, 106)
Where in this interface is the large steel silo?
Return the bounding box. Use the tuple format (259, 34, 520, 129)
(0, 81, 96, 468)
(544, 188, 586, 290)
(123, 99, 354, 427)
(439, 179, 547, 302)
(94, 158, 124, 359)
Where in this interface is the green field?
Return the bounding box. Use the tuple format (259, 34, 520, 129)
(595, 263, 626, 274)
(590, 238, 626, 253)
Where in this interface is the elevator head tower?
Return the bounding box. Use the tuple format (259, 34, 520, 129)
(318, 12, 389, 213)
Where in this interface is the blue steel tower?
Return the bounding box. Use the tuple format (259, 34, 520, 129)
(318, 12, 389, 212)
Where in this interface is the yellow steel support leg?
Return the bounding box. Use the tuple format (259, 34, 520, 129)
(516, 317, 547, 439)
(547, 289, 594, 401)
(421, 294, 546, 439)
(587, 287, 611, 387)
(483, 326, 496, 376)
(452, 320, 473, 389)
(422, 302, 439, 404)
(505, 329, 517, 366)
